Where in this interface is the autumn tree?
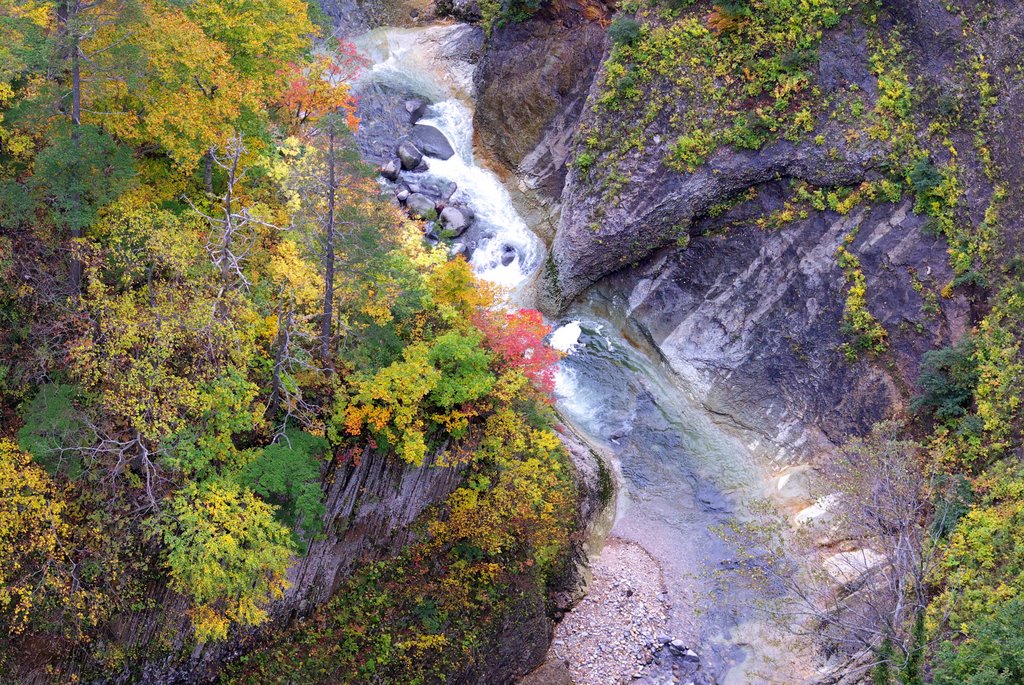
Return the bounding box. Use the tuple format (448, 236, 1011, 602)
(473, 307, 561, 396)
(278, 41, 365, 134)
(284, 112, 373, 366)
(47, 0, 141, 294)
(0, 439, 72, 634)
(157, 479, 294, 642)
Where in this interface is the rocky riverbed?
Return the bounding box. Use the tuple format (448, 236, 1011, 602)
(529, 538, 711, 685)
(550, 538, 668, 684)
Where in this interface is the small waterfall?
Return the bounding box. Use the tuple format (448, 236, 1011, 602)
(417, 100, 545, 287)
(352, 26, 544, 291)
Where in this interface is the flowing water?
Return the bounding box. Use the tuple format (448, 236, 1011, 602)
(351, 23, 807, 684)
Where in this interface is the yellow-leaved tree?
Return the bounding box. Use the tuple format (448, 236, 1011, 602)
(157, 480, 294, 642)
(0, 439, 72, 635)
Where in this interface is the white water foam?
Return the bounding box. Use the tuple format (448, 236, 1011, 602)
(352, 27, 544, 291)
(417, 100, 544, 288)
(549, 321, 583, 353)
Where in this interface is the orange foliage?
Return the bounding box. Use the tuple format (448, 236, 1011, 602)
(279, 40, 368, 133)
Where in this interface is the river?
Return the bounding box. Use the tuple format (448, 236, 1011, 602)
(350, 23, 810, 685)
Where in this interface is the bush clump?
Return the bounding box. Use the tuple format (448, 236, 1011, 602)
(608, 16, 642, 46)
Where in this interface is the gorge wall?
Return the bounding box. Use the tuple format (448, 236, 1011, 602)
(473, 0, 1023, 465)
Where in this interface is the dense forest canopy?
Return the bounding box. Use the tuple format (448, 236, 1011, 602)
(0, 0, 576, 681)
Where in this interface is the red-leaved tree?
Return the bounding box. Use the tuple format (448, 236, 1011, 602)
(474, 309, 562, 397)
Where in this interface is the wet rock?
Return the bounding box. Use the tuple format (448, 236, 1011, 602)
(380, 157, 402, 182)
(440, 181, 458, 203)
(500, 244, 517, 266)
(406, 193, 437, 219)
(588, 196, 970, 468)
(405, 98, 428, 124)
(439, 206, 471, 237)
(396, 188, 411, 203)
(410, 124, 455, 160)
(397, 140, 423, 170)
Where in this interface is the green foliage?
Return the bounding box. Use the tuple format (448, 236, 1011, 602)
(238, 430, 328, 547)
(427, 330, 495, 411)
(157, 479, 295, 643)
(835, 230, 888, 360)
(31, 124, 136, 231)
(0, 0, 578, 675)
(477, 0, 545, 35)
(912, 338, 979, 424)
(17, 384, 89, 479)
(501, 0, 544, 24)
(170, 368, 261, 476)
(933, 597, 1024, 685)
(586, 0, 855, 179)
(908, 158, 942, 198)
(574, 151, 596, 173)
(608, 16, 642, 46)
(929, 465, 1024, 634)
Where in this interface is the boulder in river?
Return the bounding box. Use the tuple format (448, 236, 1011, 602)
(440, 181, 458, 203)
(406, 193, 437, 219)
(439, 206, 471, 237)
(405, 99, 428, 124)
(380, 157, 401, 182)
(397, 140, 423, 170)
(500, 244, 517, 266)
(410, 124, 455, 160)
(396, 188, 410, 202)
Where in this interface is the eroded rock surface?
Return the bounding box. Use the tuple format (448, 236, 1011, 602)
(474, 0, 610, 240)
(496, 0, 1020, 463)
(595, 197, 969, 463)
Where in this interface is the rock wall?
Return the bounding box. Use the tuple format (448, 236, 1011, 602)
(473, 0, 611, 241)
(83, 447, 468, 684)
(594, 195, 970, 464)
(75, 425, 607, 685)
(538, 0, 1023, 312)
(466, 0, 1024, 460)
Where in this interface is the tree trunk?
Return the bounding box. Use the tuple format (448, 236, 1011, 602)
(203, 150, 214, 193)
(63, 0, 84, 297)
(267, 304, 292, 421)
(320, 124, 337, 367)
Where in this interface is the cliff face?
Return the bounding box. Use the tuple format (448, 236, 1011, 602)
(78, 431, 607, 685)
(593, 197, 970, 464)
(468, 0, 1024, 460)
(540, 1, 1022, 311)
(473, 0, 610, 240)
(81, 449, 466, 684)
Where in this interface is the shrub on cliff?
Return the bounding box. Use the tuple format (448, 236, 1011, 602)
(609, 16, 642, 46)
(911, 338, 979, 425)
(933, 597, 1024, 685)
